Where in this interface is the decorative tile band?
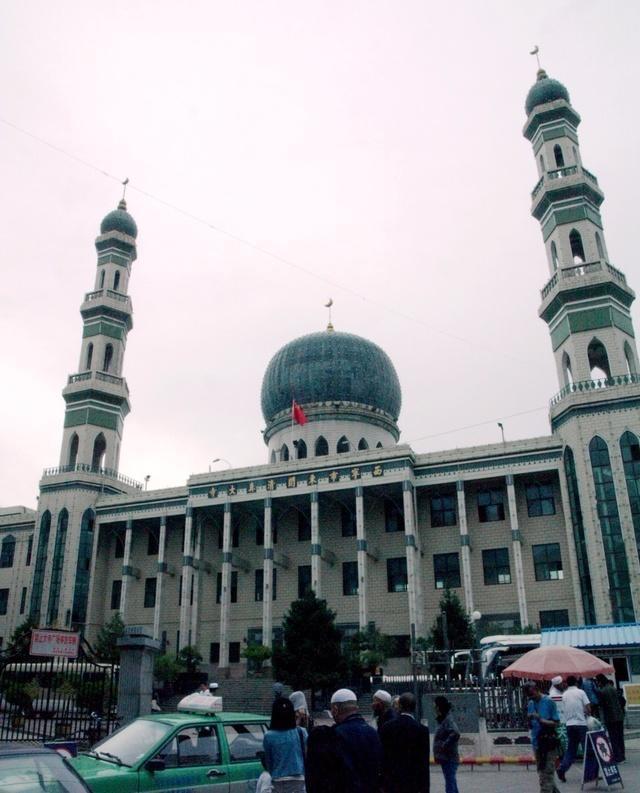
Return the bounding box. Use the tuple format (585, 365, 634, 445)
(264, 548, 274, 560)
(357, 539, 367, 552)
(311, 543, 322, 556)
(460, 535, 470, 547)
(223, 552, 233, 563)
(182, 555, 193, 567)
(157, 561, 168, 573)
(511, 529, 522, 542)
(405, 534, 416, 547)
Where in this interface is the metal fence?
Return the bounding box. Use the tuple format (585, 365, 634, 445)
(0, 645, 119, 747)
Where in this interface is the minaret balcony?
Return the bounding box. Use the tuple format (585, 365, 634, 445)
(66, 370, 129, 395)
(550, 374, 640, 428)
(41, 463, 142, 491)
(531, 165, 604, 219)
(539, 260, 634, 321)
(81, 289, 133, 320)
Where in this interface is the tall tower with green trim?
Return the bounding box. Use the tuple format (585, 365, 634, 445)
(525, 69, 640, 625)
(29, 201, 142, 631)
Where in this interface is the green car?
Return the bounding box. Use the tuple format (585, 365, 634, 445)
(70, 696, 269, 792)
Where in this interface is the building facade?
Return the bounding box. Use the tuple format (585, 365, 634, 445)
(2, 69, 640, 675)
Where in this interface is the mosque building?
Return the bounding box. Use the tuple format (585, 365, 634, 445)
(2, 68, 640, 675)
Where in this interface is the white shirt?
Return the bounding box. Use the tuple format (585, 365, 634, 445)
(549, 685, 564, 721)
(561, 686, 590, 726)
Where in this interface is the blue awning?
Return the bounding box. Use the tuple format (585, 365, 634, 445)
(540, 623, 640, 649)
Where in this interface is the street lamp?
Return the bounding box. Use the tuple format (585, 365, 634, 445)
(209, 458, 232, 472)
(144, 475, 151, 490)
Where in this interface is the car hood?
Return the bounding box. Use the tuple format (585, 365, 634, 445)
(70, 754, 137, 791)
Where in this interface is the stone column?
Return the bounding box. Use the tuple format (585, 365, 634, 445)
(456, 481, 474, 613)
(506, 476, 529, 627)
(310, 492, 321, 597)
(116, 626, 160, 724)
(262, 499, 273, 648)
(403, 481, 423, 638)
(355, 487, 368, 630)
(120, 519, 134, 622)
(84, 517, 102, 640)
(153, 516, 167, 641)
(219, 503, 232, 668)
(190, 518, 203, 649)
(178, 507, 193, 650)
(555, 471, 586, 625)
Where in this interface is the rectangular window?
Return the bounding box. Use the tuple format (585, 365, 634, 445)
(298, 565, 312, 598)
(298, 507, 311, 542)
(0, 589, 9, 616)
(144, 577, 157, 608)
(26, 535, 33, 566)
(232, 524, 239, 548)
(341, 505, 357, 537)
(342, 561, 358, 596)
(110, 579, 122, 610)
(190, 574, 194, 606)
(178, 574, 183, 606)
(216, 571, 238, 603)
(256, 524, 264, 546)
(255, 569, 264, 602)
(477, 489, 505, 522)
(384, 500, 405, 533)
(434, 552, 461, 589)
(114, 529, 125, 558)
(273, 568, 277, 601)
(539, 609, 570, 629)
(229, 642, 241, 663)
(526, 483, 556, 517)
(533, 543, 564, 581)
(387, 557, 408, 593)
(217, 529, 223, 550)
(210, 642, 220, 664)
(430, 494, 457, 527)
(147, 529, 159, 555)
(20, 587, 27, 615)
(482, 548, 511, 585)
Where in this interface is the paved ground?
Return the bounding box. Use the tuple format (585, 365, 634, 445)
(427, 736, 638, 792)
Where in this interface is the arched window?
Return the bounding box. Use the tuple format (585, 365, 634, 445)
(72, 509, 95, 624)
(103, 343, 113, 372)
(550, 241, 559, 271)
(91, 433, 106, 470)
(85, 342, 93, 370)
(358, 438, 369, 450)
(376, 441, 383, 448)
(589, 436, 634, 623)
(296, 439, 307, 459)
(68, 433, 79, 467)
(562, 352, 573, 386)
(588, 338, 612, 381)
(99, 270, 105, 289)
(30, 511, 51, 620)
(539, 154, 545, 172)
(280, 443, 289, 462)
(572, 145, 579, 164)
(0, 535, 15, 568)
(113, 271, 120, 291)
(554, 144, 565, 168)
(595, 232, 604, 260)
(337, 436, 350, 454)
(315, 436, 329, 456)
(570, 229, 586, 264)
(47, 509, 68, 625)
(625, 342, 637, 376)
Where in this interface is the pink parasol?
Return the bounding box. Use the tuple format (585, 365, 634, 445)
(502, 645, 614, 681)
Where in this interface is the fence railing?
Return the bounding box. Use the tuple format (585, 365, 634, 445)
(41, 464, 142, 490)
(550, 373, 640, 407)
(540, 259, 627, 299)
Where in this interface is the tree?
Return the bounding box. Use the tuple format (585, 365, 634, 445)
(427, 589, 475, 652)
(177, 645, 202, 673)
(94, 613, 125, 663)
(344, 626, 394, 679)
(154, 653, 183, 686)
(272, 592, 346, 694)
(242, 644, 272, 675)
(6, 617, 37, 659)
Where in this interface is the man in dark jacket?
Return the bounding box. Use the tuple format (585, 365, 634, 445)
(597, 675, 626, 762)
(380, 692, 430, 793)
(372, 689, 395, 734)
(307, 688, 382, 793)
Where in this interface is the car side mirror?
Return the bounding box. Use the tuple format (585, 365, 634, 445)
(145, 758, 166, 773)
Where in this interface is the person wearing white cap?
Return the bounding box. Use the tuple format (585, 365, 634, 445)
(372, 689, 395, 734)
(549, 676, 565, 721)
(290, 690, 313, 731)
(306, 688, 382, 792)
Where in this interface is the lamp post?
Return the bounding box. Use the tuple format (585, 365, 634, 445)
(470, 610, 484, 713)
(144, 475, 151, 491)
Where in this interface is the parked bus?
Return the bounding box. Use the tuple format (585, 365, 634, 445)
(480, 634, 541, 678)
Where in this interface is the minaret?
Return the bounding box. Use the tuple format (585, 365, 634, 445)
(524, 68, 640, 625)
(29, 201, 141, 630)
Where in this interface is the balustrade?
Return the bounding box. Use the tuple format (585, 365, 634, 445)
(550, 373, 640, 407)
(41, 463, 142, 489)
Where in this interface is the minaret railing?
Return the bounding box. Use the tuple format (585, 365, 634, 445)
(67, 371, 129, 393)
(540, 260, 626, 299)
(550, 373, 640, 407)
(83, 288, 131, 305)
(531, 165, 599, 200)
(41, 463, 142, 489)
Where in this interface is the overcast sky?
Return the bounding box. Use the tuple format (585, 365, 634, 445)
(2, 1, 639, 508)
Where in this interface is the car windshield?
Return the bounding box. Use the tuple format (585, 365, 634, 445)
(91, 719, 172, 767)
(0, 752, 88, 791)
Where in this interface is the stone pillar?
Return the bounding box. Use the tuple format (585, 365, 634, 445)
(219, 503, 232, 668)
(153, 516, 167, 641)
(506, 476, 529, 627)
(356, 487, 368, 630)
(456, 481, 474, 613)
(310, 492, 321, 597)
(190, 518, 203, 649)
(84, 517, 102, 640)
(120, 519, 134, 622)
(555, 472, 586, 625)
(403, 481, 423, 638)
(262, 499, 273, 648)
(116, 626, 160, 724)
(178, 507, 193, 650)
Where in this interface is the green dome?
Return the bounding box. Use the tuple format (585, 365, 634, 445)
(525, 70, 570, 115)
(261, 329, 402, 422)
(100, 200, 138, 239)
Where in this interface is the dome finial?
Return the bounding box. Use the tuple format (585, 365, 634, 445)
(119, 177, 130, 210)
(324, 297, 334, 332)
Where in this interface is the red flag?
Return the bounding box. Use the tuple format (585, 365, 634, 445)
(292, 400, 308, 425)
